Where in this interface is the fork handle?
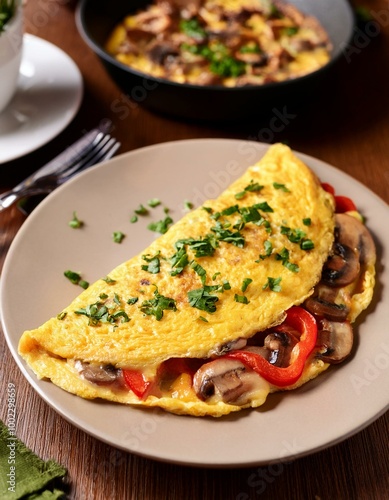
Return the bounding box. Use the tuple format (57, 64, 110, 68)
(0, 190, 20, 212)
(0, 186, 52, 212)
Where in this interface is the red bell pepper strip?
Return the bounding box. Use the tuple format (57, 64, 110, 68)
(321, 182, 335, 195)
(123, 369, 152, 399)
(224, 307, 317, 387)
(334, 195, 357, 213)
(321, 182, 357, 213)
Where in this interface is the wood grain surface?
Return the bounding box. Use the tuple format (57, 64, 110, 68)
(1, 1, 388, 498)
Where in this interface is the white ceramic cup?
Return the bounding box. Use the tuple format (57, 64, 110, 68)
(0, 4, 23, 114)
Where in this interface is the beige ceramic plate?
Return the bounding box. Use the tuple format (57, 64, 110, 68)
(1, 139, 388, 466)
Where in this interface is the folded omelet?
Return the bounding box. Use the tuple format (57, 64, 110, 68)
(18, 144, 375, 417)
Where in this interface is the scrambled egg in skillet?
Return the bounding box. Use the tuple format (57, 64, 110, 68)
(105, 0, 332, 86)
(18, 145, 376, 417)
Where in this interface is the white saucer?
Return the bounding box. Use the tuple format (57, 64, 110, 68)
(0, 34, 83, 164)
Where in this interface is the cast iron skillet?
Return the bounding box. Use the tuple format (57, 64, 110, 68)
(76, 0, 355, 122)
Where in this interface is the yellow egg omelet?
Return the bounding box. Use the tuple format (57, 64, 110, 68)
(18, 144, 375, 417)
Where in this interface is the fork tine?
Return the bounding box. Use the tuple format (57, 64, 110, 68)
(30, 130, 106, 184)
(56, 137, 120, 184)
(57, 134, 113, 179)
(76, 137, 121, 170)
(16, 137, 121, 216)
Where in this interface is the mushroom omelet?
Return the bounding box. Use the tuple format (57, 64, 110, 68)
(18, 144, 376, 417)
(106, 0, 332, 87)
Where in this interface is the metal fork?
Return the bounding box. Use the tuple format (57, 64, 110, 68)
(0, 130, 120, 212)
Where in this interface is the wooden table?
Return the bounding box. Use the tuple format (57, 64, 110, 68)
(1, 1, 388, 498)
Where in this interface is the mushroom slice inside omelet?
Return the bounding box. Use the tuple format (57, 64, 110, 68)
(18, 144, 375, 417)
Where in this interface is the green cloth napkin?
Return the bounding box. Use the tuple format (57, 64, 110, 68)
(0, 420, 67, 499)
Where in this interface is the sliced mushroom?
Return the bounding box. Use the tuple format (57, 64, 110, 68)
(210, 337, 247, 356)
(158, 0, 202, 19)
(193, 358, 265, 405)
(263, 331, 298, 367)
(305, 295, 350, 321)
(135, 6, 172, 34)
(147, 41, 180, 66)
(234, 47, 266, 65)
(321, 213, 376, 287)
(74, 360, 122, 386)
(316, 319, 354, 364)
(321, 242, 360, 287)
(335, 213, 376, 267)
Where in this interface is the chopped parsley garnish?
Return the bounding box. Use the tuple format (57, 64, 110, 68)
(257, 240, 273, 261)
(240, 43, 261, 54)
(113, 231, 125, 244)
(127, 297, 139, 305)
(177, 235, 219, 258)
(281, 225, 306, 243)
(263, 277, 282, 292)
(237, 206, 257, 222)
(102, 276, 116, 284)
(68, 211, 83, 229)
(57, 311, 67, 320)
(222, 280, 231, 290)
(182, 40, 245, 77)
(202, 206, 213, 214)
(239, 206, 264, 224)
(281, 225, 314, 250)
(141, 252, 161, 274)
(234, 294, 250, 304)
(300, 239, 315, 250)
(241, 278, 253, 292)
(75, 300, 129, 326)
(211, 222, 245, 248)
(139, 287, 177, 321)
(64, 270, 89, 289)
(134, 204, 149, 215)
(180, 18, 207, 40)
(191, 261, 207, 284)
(210, 55, 246, 78)
(148, 198, 161, 208)
(221, 204, 239, 216)
(147, 215, 173, 234)
(169, 245, 189, 275)
(282, 26, 299, 36)
(130, 215, 138, 223)
(253, 201, 273, 213)
(303, 218, 312, 226)
(275, 248, 299, 273)
(184, 200, 194, 211)
(245, 180, 264, 193)
(199, 316, 209, 322)
(235, 180, 264, 199)
(270, 4, 283, 18)
(212, 272, 221, 280)
(235, 191, 247, 200)
(187, 286, 220, 313)
(273, 182, 290, 192)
